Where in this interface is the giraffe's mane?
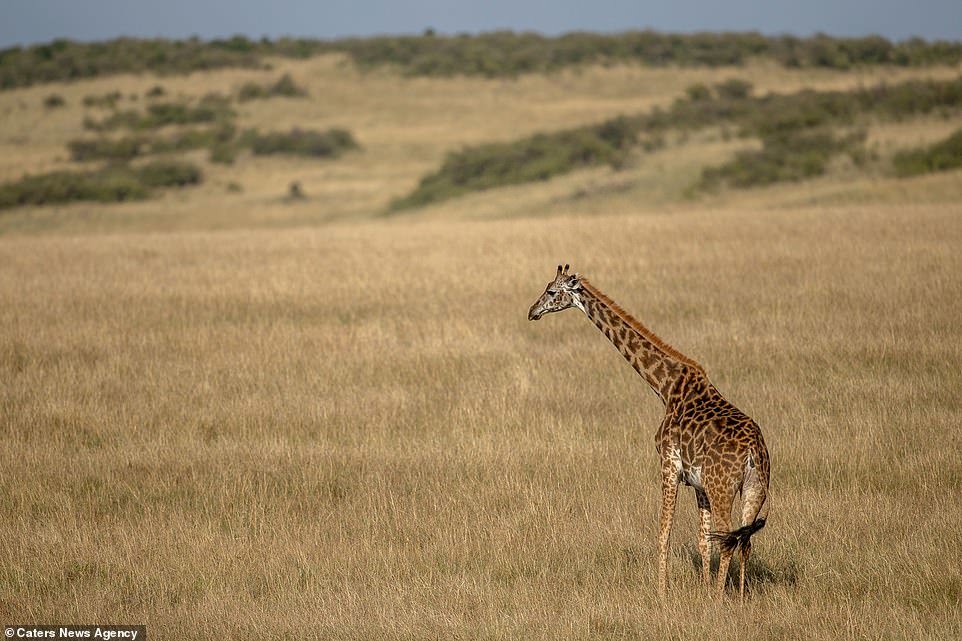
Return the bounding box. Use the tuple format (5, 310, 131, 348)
(580, 279, 706, 374)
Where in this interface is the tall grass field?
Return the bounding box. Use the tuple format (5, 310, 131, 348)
(1, 43, 961, 639)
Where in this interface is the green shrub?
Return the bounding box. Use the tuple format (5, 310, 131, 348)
(237, 82, 267, 101)
(155, 123, 241, 164)
(43, 93, 65, 108)
(391, 115, 640, 210)
(67, 120, 358, 167)
(700, 129, 867, 188)
(68, 137, 143, 161)
(148, 123, 236, 154)
(237, 74, 307, 101)
(145, 85, 166, 98)
(245, 127, 357, 157)
(209, 142, 237, 164)
(84, 109, 139, 131)
(650, 75, 962, 137)
(0, 160, 202, 210)
(715, 78, 753, 100)
(84, 99, 234, 131)
(862, 77, 962, 120)
(892, 128, 962, 176)
(685, 84, 711, 101)
(68, 123, 236, 162)
(135, 159, 202, 187)
(143, 101, 227, 127)
(83, 91, 122, 108)
(0, 166, 145, 208)
(268, 73, 306, 97)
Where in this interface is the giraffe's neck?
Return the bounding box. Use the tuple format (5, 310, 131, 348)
(575, 280, 704, 404)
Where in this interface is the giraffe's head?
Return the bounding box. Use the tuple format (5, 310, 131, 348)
(528, 264, 583, 321)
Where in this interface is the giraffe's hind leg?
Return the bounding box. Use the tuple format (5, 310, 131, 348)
(737, 467, 768, 601)
(712, 515, 734, 596)
(739, 540, 751, 601)
(695, 489, 712, 587)
(706, 483, 735, 597)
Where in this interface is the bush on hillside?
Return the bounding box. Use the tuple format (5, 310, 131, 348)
(83, 91, 122, 108)
(237, 73, 307, 101)
(892, 128, 962, 176)
(135, 159, 202, 187)
(685, 84, 711, 101)
(391, 115, 643, 210)
(84, 99, 235, 131)
(68, 123, 236, 162)
(148, 123, 237, 154)
(143, 100, 231, 127)
(237, 82, 267, 101)
(68, 136, 144, 161)
(43, 93, 65, 108)
(245, 127, 358, 158)
(0, 160, 202, 210)
(0, 166, 146, 209)
(208, 142, 238, 164)
(715, 78, 753, 100)
(700, 128, 867, 188)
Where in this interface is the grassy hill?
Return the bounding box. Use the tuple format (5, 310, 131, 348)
(1, 50, 961, 233)
(1, 34, 961, 639)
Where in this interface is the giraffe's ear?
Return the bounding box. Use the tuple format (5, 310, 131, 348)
(566, 274, 582, 290)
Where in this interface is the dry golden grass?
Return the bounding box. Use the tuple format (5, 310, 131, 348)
(1, 57, 962, 638)
(2, 201, 962, 638)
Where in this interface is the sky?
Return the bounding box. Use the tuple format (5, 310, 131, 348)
(1, 0, 961, 49)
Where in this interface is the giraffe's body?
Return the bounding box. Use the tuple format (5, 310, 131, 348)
(528, 265, 770, 599)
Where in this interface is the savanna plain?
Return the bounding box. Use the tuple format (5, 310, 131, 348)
(1, 47, 962, 639)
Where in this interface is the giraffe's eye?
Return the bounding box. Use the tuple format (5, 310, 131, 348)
(546, 290, 557, 296)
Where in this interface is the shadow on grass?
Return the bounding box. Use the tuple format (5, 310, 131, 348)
(684, 543, 799, 589)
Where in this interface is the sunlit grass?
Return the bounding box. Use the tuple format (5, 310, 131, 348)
(1, 55, 961, 639)
(2, 202, 961, 637)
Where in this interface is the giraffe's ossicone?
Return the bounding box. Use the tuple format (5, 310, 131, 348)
(529, 264, 771, 600)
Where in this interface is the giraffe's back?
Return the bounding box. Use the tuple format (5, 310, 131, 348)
(668, 375, 770, 493)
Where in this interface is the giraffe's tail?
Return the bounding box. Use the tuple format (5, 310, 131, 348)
(708, 519, 766, 555)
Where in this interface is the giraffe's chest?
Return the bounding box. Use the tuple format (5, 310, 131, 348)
(667, 446, 703, 490)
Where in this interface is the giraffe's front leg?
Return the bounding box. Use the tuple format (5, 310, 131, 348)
(695, 489, 712, 587)
(657, 467, 679, 600)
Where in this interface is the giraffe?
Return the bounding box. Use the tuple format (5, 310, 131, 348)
(527, 264, 770, 600)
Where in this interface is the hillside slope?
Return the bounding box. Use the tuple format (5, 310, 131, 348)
(0, 55, 960, 234)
